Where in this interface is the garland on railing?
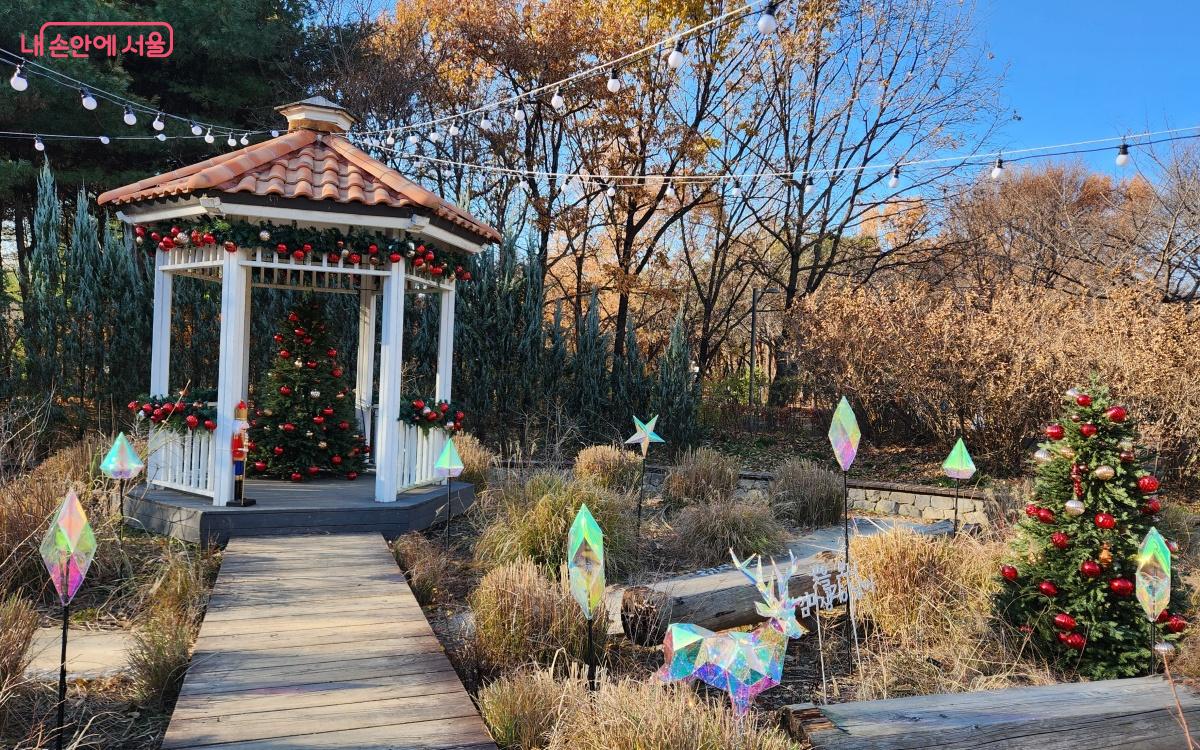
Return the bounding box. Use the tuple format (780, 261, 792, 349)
(128, 389, 219, 431)
(401, 397, 465, 433)
(135, 221, 474, 282)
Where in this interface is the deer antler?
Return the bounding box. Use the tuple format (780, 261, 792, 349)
(731, 550, 774, 601)
(772, 551, 801, 604)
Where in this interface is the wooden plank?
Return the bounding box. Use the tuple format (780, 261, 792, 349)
(160, 532, 496, 749)
(787, 676, 1200, 750)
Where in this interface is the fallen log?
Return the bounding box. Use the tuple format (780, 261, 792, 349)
(783, 676, 1200, 750)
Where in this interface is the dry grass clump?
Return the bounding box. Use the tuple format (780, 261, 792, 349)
(671, 495, 786, 566)
(479, 668, 799, 750)
(661, 447, 740, 508)
(769, 458, 843, 527)
(474, 472, 634, 577)
(393, 532, 449, 605)
(0, 594, 38, 692)
(574, 445, 641, 491)
(1170, 628, 1200, 678)
(469, 559, 605, 674)
(455, 432, 498, 491)
(849, 528, 1054, 699)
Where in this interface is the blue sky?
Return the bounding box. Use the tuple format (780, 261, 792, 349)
(978, 1, 1200, 173)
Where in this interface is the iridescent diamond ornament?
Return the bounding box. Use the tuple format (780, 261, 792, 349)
(828, 397, 861, 472)
(99, 432, 144, 479)
(567, 504, 605, 620)
(434, 438, 464, 478)
(942, 437, 976, 480)
(39, 490, 97, 606)
(1136, 527, 1171, 622)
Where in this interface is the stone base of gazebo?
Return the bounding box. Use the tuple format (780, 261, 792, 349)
(125, 477, 475, 546)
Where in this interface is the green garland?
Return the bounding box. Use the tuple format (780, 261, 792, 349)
(128, 389, 219, 432)
(134, 220, 474, 282)
(401, 396, 465, 433)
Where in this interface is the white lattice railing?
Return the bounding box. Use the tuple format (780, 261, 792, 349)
(397, 424, 442, 491)
(147, 426, 216, 497)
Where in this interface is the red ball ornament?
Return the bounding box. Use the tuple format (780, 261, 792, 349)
(1001, 565, 1019, 582)
(1053, 613, 1077, 631)
(349, 253, 362, 264)
(150, 231, 161, 242)
(306, 360, 317, 369)
(424, 251, 435, 262)
(185, 414, 199, 429)
(440, 403, 450, 412)
(290, 472, 303, 482)
(462, 271, 472, 281)
(277, 243, 289, 255)
(127, 400, 138, 411)
(279, 385, 293, 396)
(332, 368, 344, 378)
(389, 252, 402, 262)
(1158, 610, 1173, 624)
(1050, 531, 1069, 549)
(224, 240, 238, 253)
(1037, 508, 1056, 524)
(169, 225, 181, 236)
(307, 465, 320, 476)
(1038, 581, 1059, 597)
(1076, 393, 1093, 407)
(455, 410, 464, 420)
(253, 460, 267, 472)
(273, 446, 285, 456)
(282, 422, 296, 432)
(303, 337, 314, 345)
(1105, 405, 1128, 422)
(1108, 578, 1134, 597)
(288, 312, 299, 322)
(1025, 503, 1040, 518)
(1064, 632, 1086, 650)
(368, 243, 379, 255)
(1168, 539, 1181, 554)
(413, 257, 425, 267)
(1168, 615, 1189, 634)
(1141, 498, 1162, 515)
(1079, 422, 1098, 437)
(204, 419, 216, 431)
(303, 243, 313, 253)
(135, 226, 146, 238)
(1045, 424, 1065, 440)
(346, 471, 359, 481)
(413, 399, 425, 410)
(203, 232, 215, 245)
(331, 455, 343, 465)
(327, 348, 338, 358)
(279, 349, 291, 359)
(1080, 560, 1101, 578)
(1094, 513, 1116, 529)
(322, 407, 334, 416)
(273, 334, 284, 343)
(161, 237, 175, 250)
(313, 415, 325, 425)
(338, 421, 350, 430)
(1138, 475, 1161, 494)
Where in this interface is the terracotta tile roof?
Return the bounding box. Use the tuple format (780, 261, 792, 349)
(97, 130, 500, 243)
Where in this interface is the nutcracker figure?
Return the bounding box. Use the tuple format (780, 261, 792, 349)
(230, 401, 256, 506)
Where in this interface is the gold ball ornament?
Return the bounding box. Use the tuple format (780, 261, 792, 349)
(336, 392, 345, 399)
(318, 441, 328, 449)
(1118, 439, 1134, 452)
(1064, 499, 1085, 517)
(294, 359, 304, 368)
(305, 430, 314, 438)
(1092, 465, 1115, 481)
(1154, 642, 1176, 659)
(263, 408, 273, 416)
(1057, 445, 1077, 459)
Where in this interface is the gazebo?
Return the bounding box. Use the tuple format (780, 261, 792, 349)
(98, 97, 499, 516)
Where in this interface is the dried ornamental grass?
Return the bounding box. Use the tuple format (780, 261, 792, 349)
(574, 445, 641, 491)
(455, 432, 498, 491)
(478, 667, 588, 750)
(469, 558, 606, 674)
(127, 609, 195, 710)
(671, 495, 786, 566)
(769, 458, 843, 527)
(0, 594, 38, 691)
(661, 447, 740, 508)
(393, 532, 449, 605)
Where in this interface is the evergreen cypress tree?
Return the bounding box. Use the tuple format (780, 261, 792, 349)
(248, 298, 367, 482)
(26, 160, 64, 390)
(65, 188, 101, 402)
(652, 309, 699, 447)
(996, 383, 1189, 678)
(613, 324, 650, 431)
(101, 217, 149, 400)
(571, 290, 611, 441)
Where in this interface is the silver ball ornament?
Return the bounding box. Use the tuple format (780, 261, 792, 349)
(259, 229, 271, 242)
(1064, 499, 1085, 517)
(1092, 465, 1115, 481)
(1154, 641, 1177, 659)
(1034, 448, 1053, 464)
(309, 390, 321, 398)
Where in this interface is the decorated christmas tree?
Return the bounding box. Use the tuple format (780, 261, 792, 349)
(997, 383, 1189, 678)
(248, 299, 367, 482)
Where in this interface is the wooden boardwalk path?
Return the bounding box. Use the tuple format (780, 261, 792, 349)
(161, 533, 496, 749)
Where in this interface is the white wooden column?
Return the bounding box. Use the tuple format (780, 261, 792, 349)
(373, 261, 406, 503)
(211, 255, 251, 507)
(147, 250, 173, 483)
(434, 285, 456, 401)
(356, 288, 377, 450)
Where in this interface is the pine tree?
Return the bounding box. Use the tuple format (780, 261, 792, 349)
(996, 382, 1189, 679)
(65, 187, 101, 402)
(571, 289, 611, 441)
(26, 160, 64, 390)
(100, 217, 149, 400)
(613, 323, 650, 431)
(652, 309, 699, 447)
(248, 298, 367, 482)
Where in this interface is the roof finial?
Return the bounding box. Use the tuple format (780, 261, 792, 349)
(275, 96, 356, 134)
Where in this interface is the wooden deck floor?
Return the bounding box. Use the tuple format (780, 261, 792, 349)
(161, 533, 496, 749)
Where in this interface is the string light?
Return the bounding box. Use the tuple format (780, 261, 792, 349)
(1115, 142, 1130, 167)
(667, 40, 686, 70)
(98, 135, 109, 144)
(79, 88, 97, 110)
(152, 113, 165, 131)
(607, 70, 623, 93)
(429, 130, 442, 143)
(270, 129, 280, 138)
(204, 128, 214, 144)
(448, 124, 461, 137)
(804, 175, 815, 193)
(606, 185, 617, 197)
(731, 182, 742, 198)
(665, 180, 677, 200)
(9, 63, 27, 91)
(888, 167, 900, 188)
(551, 89, 566, 113)
(239, 133, 249, 145)
(155, 133, 166, 142)
(189, 121, 203, 136)
(480, 113, 493, 131)
(123, 106, 137, 126)
(385, 133, 396, 146)
(33, 135, 44, 151)
(990, 156, 1004, 180)
(226, 134, 236, 147)
(513, 105, 526, 123)
(757, 2, 779, 35)
(407, 133, 420, 145)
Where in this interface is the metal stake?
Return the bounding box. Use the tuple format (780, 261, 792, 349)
(953, 479, 960, 535)
(586, 616, 597, 690)
(843, 469, 852, 666)
(55, 601, 69, 750)
(443, 479, 453, 549)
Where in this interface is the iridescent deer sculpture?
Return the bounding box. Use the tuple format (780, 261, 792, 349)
(656, 550, 808, 713)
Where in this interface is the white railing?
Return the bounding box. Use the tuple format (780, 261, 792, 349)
(147, 426, 216, 497)
(397, 424, 443, 491)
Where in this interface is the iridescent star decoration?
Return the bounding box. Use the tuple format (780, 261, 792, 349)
(625, 415, 665, 458)
(827, 397, 861, 472)
(1137, 527, 1171, 622)
(434, 438, 465, 478)
(100, 432, 145, 480)
(567, 503, 605, 621)
(942, 438, 976, 481)
(40, 490, 97, 606)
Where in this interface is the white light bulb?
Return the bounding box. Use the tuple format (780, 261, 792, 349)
(606, 185, 617, 198)
(190, 121, 203, 136)
(990, 158, 1004, 180)
(551, 90, 565, 112)
(513, 106, 526, 123)
(270, 130, 279, 138)
(156, 133, 167, 142)
(385, 134, 396, 146)
(240, 133, 249, 145)
(731, 184, 742, 198)
(480, 116, 493, 131)
(607, 73, 622, 93)
(757, 3, 778, 35)
(123, 107, 137, 126)
(429, 131, 441, 143)
(1115, 144, 1130, 167)
(98, 135, 110, 144)
(805, 176, 815, 193)
(204, 128, 214, 144)
(152, 113, 165, 131)
(407, 133, 420, 145)
(667, 42, 686, 70)
(888, 167, 900, 188)
(9, 65, 28, 92)
(33, 136, 44, 152)
(227, 134, 237, 147)
(80, 89, 98, 110)
(448, 124, 461, 137)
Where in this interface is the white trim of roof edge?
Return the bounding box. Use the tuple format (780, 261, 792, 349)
(115, 197, 489, 254)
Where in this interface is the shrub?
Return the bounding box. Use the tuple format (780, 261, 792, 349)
(455, 432, 498, 491)
(661, 447, 739, 508)
(393, 532, 448, 605)
(475, 473, 634, 576)
(769, 458, 843, 527)
(671, 494, 786, 566)
(127, 609, 194, 709)
(478, 668, 587, 750)
(574, 445, 641, 491)
(470, 559, 605, 674)
(0, 594, 38, 691)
